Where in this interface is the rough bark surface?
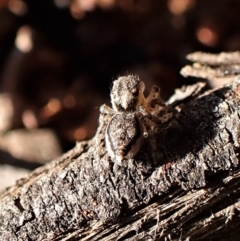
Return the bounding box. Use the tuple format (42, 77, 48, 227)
(1, 52, 240, 240)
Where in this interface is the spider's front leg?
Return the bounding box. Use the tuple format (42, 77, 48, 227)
(137, 106, 160, 138)
(145, 85, 166, 116)
(100, 104, 115, 115)
(146, 85, 161, 101)
(138, 105, 173, 138)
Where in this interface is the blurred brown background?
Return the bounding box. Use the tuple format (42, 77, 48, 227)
(0, 0, 240, 190)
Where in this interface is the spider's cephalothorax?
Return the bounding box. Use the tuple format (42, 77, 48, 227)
(110, 75, 145, 112)
(99, 75, 169, 163)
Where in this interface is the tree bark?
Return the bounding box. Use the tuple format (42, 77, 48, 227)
(1, 52, 240, 240)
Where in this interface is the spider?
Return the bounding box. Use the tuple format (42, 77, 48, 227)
(99, 75, 169, 163)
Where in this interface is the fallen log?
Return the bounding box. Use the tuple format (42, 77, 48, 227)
(1, 52, 240, 240)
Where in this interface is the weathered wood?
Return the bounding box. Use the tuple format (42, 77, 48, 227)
(186, 51, 240, 65)
(181, 51, 240, 84)
(1, 53, 240, 240)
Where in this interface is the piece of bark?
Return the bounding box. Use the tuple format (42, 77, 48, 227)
(1, 74, 240, 240)
(181, 51, 240, 88)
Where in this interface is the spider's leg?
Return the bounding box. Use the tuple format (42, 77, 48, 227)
(146, 85, 161, 102)
(145, 85, 166, 116)
(142, 116, 160, 137)
(100, 104, 115, 115)
(137, 109, 160, 138)
(137, 107, 173, 139)
(95, 104, 115, 158)
(136, 81, 147, 108)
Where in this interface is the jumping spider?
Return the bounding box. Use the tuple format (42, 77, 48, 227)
(99, 75, 170, 163)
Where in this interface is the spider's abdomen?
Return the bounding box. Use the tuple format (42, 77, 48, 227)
(105, 113, 143, 163)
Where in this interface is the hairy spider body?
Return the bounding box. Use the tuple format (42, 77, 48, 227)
(98, 75, 170, 163)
